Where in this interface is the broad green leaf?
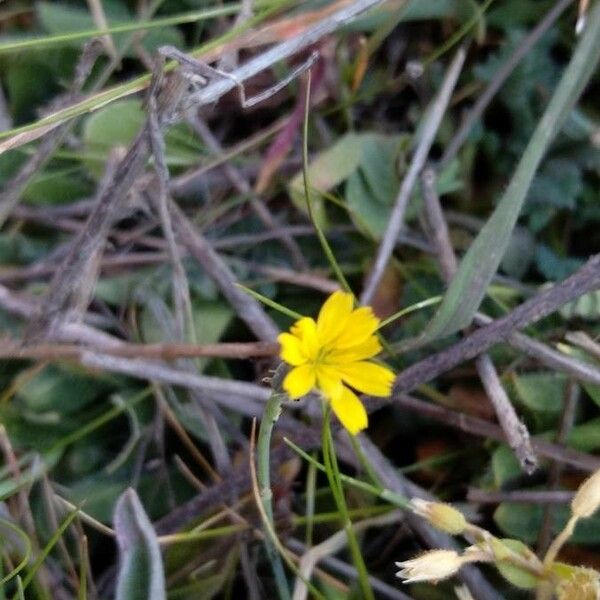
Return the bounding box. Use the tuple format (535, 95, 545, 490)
(560, 290, 600, 320)
(494, 502, 600, 545)
(512, 372, 565, 413)
(412, 3, 600, 344)
(23, 168, 91, 205)
(289, 132, 364, 229)
(491, 444, 521, 488)
(536, 245, 583, 281)
(568, 418, 600, 452)
(82, 100, 202, 177)
(140, 299, 233, 371)
(15, 364, 110, 415)
(114, 488, 166, 600)
(494, 538, 540, 589)
(94, 269, 156, 306)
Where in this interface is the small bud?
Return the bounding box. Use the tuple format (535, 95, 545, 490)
(395, 550, 464, 584)
(571, 469, 600, 519)
(411, 499, 467, 535)
(556, 567, 600, 600)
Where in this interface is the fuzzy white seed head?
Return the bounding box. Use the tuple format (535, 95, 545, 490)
(396, 550, 464, 584)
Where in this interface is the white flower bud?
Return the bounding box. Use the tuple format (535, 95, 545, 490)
(395, 550, 465, 584)
(411, 499, 467, 535)
(571, 469, 600, 519)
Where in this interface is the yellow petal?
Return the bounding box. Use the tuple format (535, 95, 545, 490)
(283, 364, 316, 399)
(334, 306, 379, 348)
(315, 364, 344, 400)
(336, 361, 395, 397)
(330, 386, 368, 435)
(327, 334, 382, 362)
(291, 317, 319, 360)
(316, 291, 353, 344)
(278, 332, 306, 366)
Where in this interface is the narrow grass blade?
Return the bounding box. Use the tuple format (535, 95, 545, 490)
(15, 508, 79, 598)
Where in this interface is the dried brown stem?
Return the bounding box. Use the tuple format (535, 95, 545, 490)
(360, 46, 466, 305)
(0, 40, 103, 227)
(394, 393, 600, 472)
(189, 116, 308, 270)
(421, 167, 537, 473)
(0, 340, 278, 361)
(467, 489, 573, 505)
(394, 253, 600, 392)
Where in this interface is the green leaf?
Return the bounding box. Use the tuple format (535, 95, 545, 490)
(559, 290, 600, 320)
(114, 488, 166, 600)
(536, 245, 583, 282)
(491, 444, 522, 488)
(140, 299, 233, 372)
(511, 372, 566, 413)
(82, 100, 202, 177)
(411, 3, 600, 344)
(494, 538, 540, 589)
(37, 1, 184, 56)
(568, 418, 600, 452)
(23, 168, 91, 205)
(289, 132, 364, 229)
(494, 502, 600, 545)
(16, 364, 110, 415)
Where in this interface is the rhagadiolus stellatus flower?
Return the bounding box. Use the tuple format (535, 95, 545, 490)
(395, 550, 465, 584)
(277, 290, 395, 435)
(410, 498, 467, 535)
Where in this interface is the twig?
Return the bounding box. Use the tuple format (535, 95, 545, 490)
(0, 40, 103, 228)
(290, 512, 408, 600)
(155, 421, 331, 535)
(168, 199, 280, 342)
(360, 46, 466, 305)
(536, 381, 579, 554)
(231, 259, 339, 293)
(440, 0, 575, 168)
(564, 330, 600, 361)
(80, 351, 270, 404)
(0, 40, 101, 227)
(394, 253, 600, 392)
(476, 355, 537, 473)
(189, 116, 308, 270)
(147, 53, 193, 341)
(493, 325, 600, 387)
(394, 392, 600, 472)
(356, 435, 505, 600)
(419, 167, 457, 280)
(0, 339, 279, 362)
(421, 167, 537, 473)
(85, 0, 117, 60)
(288, 537, 412, 600)
(24, 150, 125, 341)
(467, 489, 573, 505)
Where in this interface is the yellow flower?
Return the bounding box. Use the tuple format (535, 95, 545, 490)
(277, 290, 395, 435)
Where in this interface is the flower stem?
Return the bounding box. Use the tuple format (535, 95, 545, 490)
(257, 365, 291, 600)
(321, 404, 375, 600)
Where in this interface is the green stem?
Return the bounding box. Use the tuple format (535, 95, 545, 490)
(256, 365, 291, 600)
(304, 455, 317, 546)
(302, 72, 352, 293)
(321, 405, 375, 600)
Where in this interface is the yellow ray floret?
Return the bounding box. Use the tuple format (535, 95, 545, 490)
(277, 290, 395, 435)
